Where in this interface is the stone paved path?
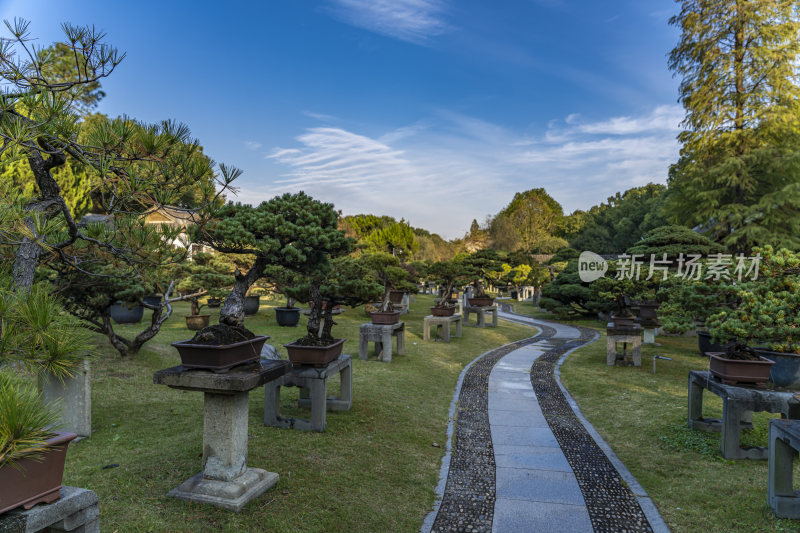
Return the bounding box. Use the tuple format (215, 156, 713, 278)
(424, 307, 669, 533)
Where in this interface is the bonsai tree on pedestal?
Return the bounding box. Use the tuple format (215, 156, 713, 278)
(362, 252, 417, 313)
(191, 192, 352, 341)
(708, 246, 800, 354)
(429, 260, 466, 310)
(460, 249, 501, 302)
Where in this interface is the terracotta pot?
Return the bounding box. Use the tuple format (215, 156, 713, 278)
(110, 302, 144, 324)
(285, 338, 345, 367)
(751, 348, 800, 389)
(370, 311, 401, 325)
(389, 290, 406, 304)
(0, 432, 77, 514)
(430, 306, 455, 317)
(185, 314, 210, 331)
(468, 297, 494, 307)
(171, 335, 268, 373)
(244, 295, 260, 316)
(707, 352, 775, 386)
(275, 307, 301, 327)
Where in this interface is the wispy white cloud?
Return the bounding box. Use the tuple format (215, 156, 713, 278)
(303, 110, 338, 122)
(326, 0, 450, 44)
(250, 105, 682, 239)
(244, 141, 262, 150)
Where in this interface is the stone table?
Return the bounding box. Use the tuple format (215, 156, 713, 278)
(688, 370, 800, 459)
(153, 359, 290, 512)
(264, 354, 352, 432)
(606, 323, 642, 366)
(423, 314, 463, 342)
(463, 304, 498, 328)
(358, 322, 405, 362)
(769, 419, 800, 518)
(0, 487, 99, 533)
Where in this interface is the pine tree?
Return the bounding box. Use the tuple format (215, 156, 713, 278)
(665, 0, 800, 252)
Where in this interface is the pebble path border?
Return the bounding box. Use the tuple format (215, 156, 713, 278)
(529, 324, 654, 533)
(430, 305, 656, 532)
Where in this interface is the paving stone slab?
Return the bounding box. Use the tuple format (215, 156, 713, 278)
(493, 446, 574, 472)
(495, 467, 586, 505)
(491, 425, 559, 447)
(488, 409, 547, 428)
(493, 498, 592, 533)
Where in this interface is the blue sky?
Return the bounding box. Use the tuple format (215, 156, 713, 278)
(2, 0, 682, 239)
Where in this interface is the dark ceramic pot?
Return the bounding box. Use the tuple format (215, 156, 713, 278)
(697, 331, 735, 356)
(143, 295, 162, 307)
(185, 315, 210, 331)
(468, 297, 494, 307)
(389, 290, 405, 304)
(751, 348, 800, 389)
(707, 352, 774, 386)
(285, 338, 345, 367)
(244, 295, 260, 316)
(171, 335, 268, 373)
(275, 307, 301, 327)
(0, 432, 77, 514)
(430, 306, 456, 317)
(110, 302, 144, 324)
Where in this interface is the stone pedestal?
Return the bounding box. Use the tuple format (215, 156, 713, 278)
(642, 328, 657, 345)
(38, 359, 91, 439)
(688, 370, 800, 460)
(606, 323, 642, 366)
(423, 314, 463, 342)
(153, 360, 289, 512)
(463, 304, 498, 328)
(769, 419, 800, 518)
(264, 354, 352, 432)
(0, 487, 99, 533)
(358, 322, 405, 362)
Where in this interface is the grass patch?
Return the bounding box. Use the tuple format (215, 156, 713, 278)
(541, 308, 800, 532)
(55, 295, 534, 532)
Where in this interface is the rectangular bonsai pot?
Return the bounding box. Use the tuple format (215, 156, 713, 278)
(285, 338, 345, 367)
(430, 306, 455, 317)
(370, 311, 401, 325)
(708, 352, 775, 386)
(171, 335, 269, 373)
(468, 297, 494, 307)
(0, 431, 77, 514)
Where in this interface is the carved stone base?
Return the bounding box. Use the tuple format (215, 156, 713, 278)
(168, 468, 279, 512)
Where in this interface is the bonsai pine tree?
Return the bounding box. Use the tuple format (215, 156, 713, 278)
(287, 256, 384, 345)
(460, 249, 501, 297)
(708, 246, 800, 353)
(361, 252, 418, 312)
(626, 225, 726, 260)
(172, 253, 232, 316)
(429, 260, 466, 309)
(193, 192, 352, 329)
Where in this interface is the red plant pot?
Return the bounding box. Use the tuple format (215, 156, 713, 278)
(708, 352, 775, 386)
(171, 335, 268, 373)
(285, 338, 345, 367)
(0, 432, 77, 514)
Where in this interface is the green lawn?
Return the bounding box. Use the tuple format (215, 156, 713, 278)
(507, 304, 800, 533)
(60, 295, 534, 532)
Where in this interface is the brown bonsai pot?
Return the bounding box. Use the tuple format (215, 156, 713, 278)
(285, 338, 345, 367)
(430, 306, 456, 317)
(468, 297, 494, 307)
(707, 352, 775, 386)
(370, 311, 401, 325)
(611, 313, 637, 328)
(171, 335, 268, 373)
(0, 431, 77, 514)
(389, 290, 406, 304)
(185, 314, 210, 331)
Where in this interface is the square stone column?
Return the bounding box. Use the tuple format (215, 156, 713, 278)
(39, 358, 92, 438)
(154, 359, 289, 512)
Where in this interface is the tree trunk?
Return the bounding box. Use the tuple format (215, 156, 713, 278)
(320, 303, 336, 342)
(219, 255, 268, 327)
(129, 298, 173, 353)
(101, 314, 132, 357)
(306, 284, 323, 340)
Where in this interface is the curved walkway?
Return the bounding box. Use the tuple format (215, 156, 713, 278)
(423, 306, 669, 533)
